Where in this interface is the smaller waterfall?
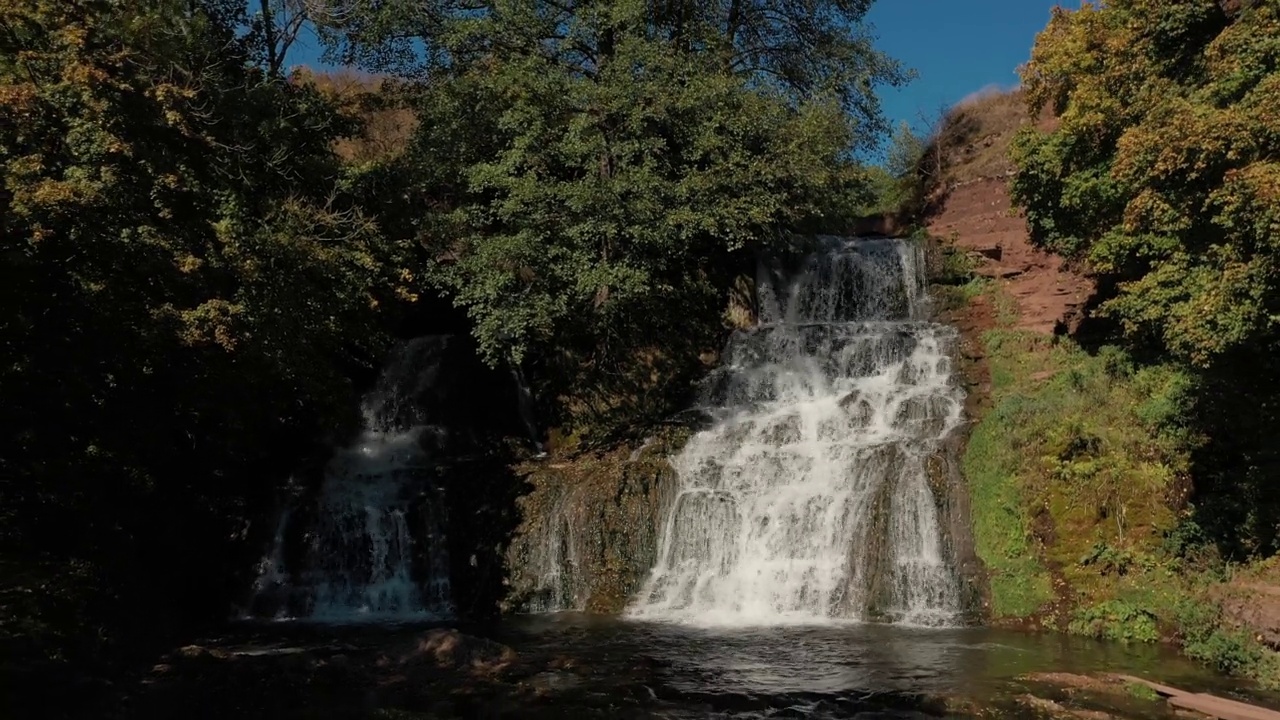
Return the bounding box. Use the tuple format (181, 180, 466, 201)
(245, 338, 457, 622)
(519, 505, 588, 613)
(302, 429, 451, 620)
(249, 508, 292, 600)
(510, 365, 546, 456)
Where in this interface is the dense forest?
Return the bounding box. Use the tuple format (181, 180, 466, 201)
(0, 0, 905, 711)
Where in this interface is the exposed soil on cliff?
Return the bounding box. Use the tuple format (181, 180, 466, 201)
(929, 178, 1093, 336)
(921, 88, 1090, 337)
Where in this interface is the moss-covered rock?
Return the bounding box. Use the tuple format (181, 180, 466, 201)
(502, 426, 690, 614)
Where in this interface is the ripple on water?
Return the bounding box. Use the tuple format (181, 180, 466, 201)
(154, 614, 1262, 719)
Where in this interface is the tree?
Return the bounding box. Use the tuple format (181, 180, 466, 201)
(0, 0, 407, 689)
(1010, 0, 1280, 557)
(309, 0, 904, 436)
(252, 0, 312, 75)
(1013, 0, 1278, 366)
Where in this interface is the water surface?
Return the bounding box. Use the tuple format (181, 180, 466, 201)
(138, 614, 1272, 719)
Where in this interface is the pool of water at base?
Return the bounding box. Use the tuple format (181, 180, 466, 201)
(134, 613, 1280, 719)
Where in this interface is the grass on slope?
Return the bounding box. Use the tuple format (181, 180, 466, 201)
(959, 281, 1280, 686)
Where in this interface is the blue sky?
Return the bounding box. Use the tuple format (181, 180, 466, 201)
(867, 1, 1078, 136)
(286, 1, 1079, 156)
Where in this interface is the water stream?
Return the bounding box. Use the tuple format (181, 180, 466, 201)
(245, 337, 456, 622)
(630, 238, 964, 625)
(139, 615, 1277, 719)
(177, 240, 1280, 718)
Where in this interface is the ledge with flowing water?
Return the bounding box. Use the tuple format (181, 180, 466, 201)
(243, 335, 528, 623)
(240, 238, 978, 628)
(626, 237, 968, 627)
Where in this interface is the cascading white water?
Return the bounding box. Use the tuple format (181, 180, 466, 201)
(246, 337, 455, 622)
(627, 238, 962, 627)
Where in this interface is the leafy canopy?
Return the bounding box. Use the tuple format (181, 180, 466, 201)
(0, 0, 405, 662)
(1011, 0, 1280, 367)
(314, 0, 907, 377)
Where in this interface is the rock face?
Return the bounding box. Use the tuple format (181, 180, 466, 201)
(927, 438, 986, 622)
(406, 629, 518, 675)
(1219, 560, 1280, 650)
(502, 428, 687, 614)
(919, 88, 1092, 337)
(928, 178, 1093, 335)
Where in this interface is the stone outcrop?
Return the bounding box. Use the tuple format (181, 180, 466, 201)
(928, 178, 1092, 335)
(501, 427, 689, 614)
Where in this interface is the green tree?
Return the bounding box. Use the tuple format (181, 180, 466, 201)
(313, 0, 905, 435)
(1013, 0, 1279, 366)
(0, 0, 406, 693)
(1010, 0, 1280, 557)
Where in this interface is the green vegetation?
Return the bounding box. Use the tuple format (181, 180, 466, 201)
(930, 245, 988, 312)
(1176, 597, 1280, 679)
(0, 0, 908, 710)
(1, 0, 412, 693)
(315, 0, 909, 440)
(939, 0, 1280, 686)
(963, 377, 1054, 618)
(858, 122, 929, 218)
(1069, 601, 1159, 644)
(1124, 681, 1160, 702)
(1012, 0, 1280, 561)
(963, 319, 1194, 626)
(955, 277, 1280, 684)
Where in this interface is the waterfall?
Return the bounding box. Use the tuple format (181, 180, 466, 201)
(245, 337, 456, 622)
(510, 364, 546, 456)
(627, 238, 963, 627)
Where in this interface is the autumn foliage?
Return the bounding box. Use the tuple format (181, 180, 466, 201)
(1012, 0, 1280, 561)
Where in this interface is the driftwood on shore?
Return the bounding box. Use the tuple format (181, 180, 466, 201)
(1112, 674, 1280, 720)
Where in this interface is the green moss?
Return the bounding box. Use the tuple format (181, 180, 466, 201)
(934, 277, 991, 313)
(958, 282, 1280, 685)
(962, 283, 1192, 613)
(1124, 682, 1160, 701)
(964, 409, 1054, 618)
(1068, 600, 1159, 643)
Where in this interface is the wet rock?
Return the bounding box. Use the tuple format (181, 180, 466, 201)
(893, 395, 954, 437)
(403, 629, 517, 675)
(760, 414, 801, 444)
(838, 391, 875, 426)
(666, 407, 716, 430)
(503, 427, 686, 614)
(1015, 694, 1118, 719)
(1020, 673, 1122, 695)
(175, 645, 230, 660)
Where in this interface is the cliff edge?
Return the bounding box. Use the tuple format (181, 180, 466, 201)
(924, 89, 1092, 336)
